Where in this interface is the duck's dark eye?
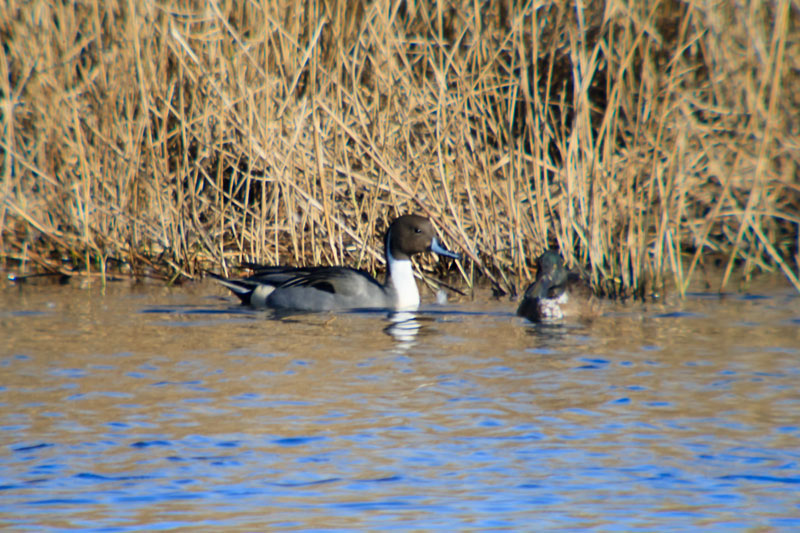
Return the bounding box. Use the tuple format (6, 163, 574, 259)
(414, 227, 422, 234)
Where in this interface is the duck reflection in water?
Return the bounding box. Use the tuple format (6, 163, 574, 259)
(384, 311, 422, 347)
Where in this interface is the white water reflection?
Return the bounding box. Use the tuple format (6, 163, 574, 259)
(384, 311, 421, 347)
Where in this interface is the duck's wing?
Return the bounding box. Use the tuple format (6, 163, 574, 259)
(565, 270, 596, 300)
(275, 267, 383, 297)
(207, 266, 328, 305)
(244, 265, 329, 286)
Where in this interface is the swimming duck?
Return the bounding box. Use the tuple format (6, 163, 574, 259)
(210, 215, 459, 311)
(516, 250, 597, 322)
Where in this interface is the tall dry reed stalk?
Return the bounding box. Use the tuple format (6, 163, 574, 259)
(1, 0, 798, 298)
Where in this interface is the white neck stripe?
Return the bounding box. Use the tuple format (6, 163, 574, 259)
(387, 248, 420, 310)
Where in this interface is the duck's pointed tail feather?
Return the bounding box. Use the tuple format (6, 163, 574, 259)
(207, 271, 260, 305)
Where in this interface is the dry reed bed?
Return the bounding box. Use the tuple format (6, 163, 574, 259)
(1, 0, 798, 298)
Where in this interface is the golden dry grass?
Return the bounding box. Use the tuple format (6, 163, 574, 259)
(1, 0, 798, 298)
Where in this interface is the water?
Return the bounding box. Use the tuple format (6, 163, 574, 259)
(1, 280, 799, 531)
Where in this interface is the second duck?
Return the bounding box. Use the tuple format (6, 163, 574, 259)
(516, 250, 598, 322)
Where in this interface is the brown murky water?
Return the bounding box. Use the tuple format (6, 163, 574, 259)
(1, 279, 799, 531)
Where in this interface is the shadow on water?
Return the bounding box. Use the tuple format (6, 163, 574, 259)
(1, 281, 799, 531)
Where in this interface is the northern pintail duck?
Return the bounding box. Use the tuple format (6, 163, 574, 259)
(516, 250, 598, 322)
(210, 215, 459, 311)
